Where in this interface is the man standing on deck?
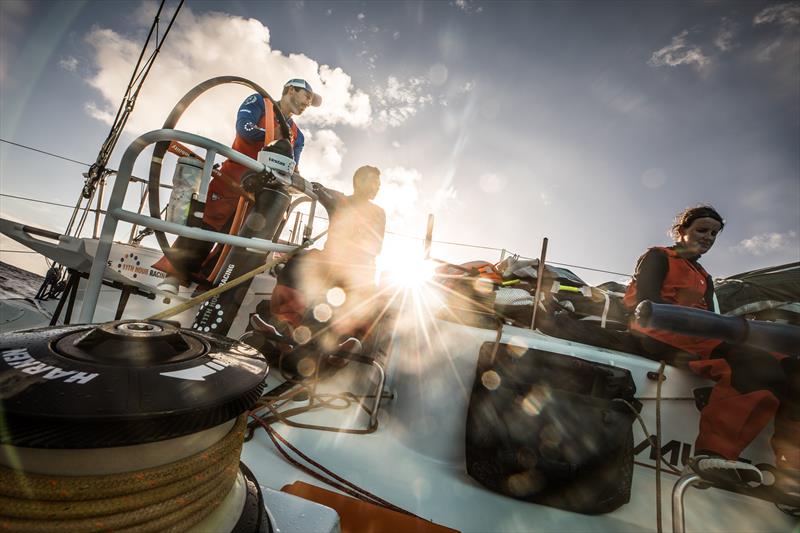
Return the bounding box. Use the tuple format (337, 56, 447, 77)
(153, 79, 322, 294)
(313, 165, 385, 295)
(270, 165, 386, 334)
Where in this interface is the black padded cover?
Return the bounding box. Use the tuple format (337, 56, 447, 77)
(465, 342, 638, 514)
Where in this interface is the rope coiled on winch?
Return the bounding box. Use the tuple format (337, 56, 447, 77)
(0, 416, 246, 533)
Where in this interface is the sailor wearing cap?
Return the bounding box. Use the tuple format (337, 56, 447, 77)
(231, 78, 322, 176)
(200, 78, 322, 229)
(283, 78, 323, 110)
(153, 78, 322, 293)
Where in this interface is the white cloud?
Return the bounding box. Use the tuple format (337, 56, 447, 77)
(730, 231, 799, 256)
(754, 3, 800, 27)
(296, 129, 346, 186)
(648, 31, 711, 71)
(83, 4, 372, 149)
(133, 1, 170, 26)
(453, 0, 483, 14)
(346, 26, 360, 41)
(84, 101, 114, 123)
(748, 4, 800, 66)
(372, 76, 433, 128)
(344, 13, 382, 71)
(357, 49, 378, 71)
(714, 17, 737, 51)
(303, 66, 371, 128)
(59, 56, 78, 72)
(755, 39, 784, 62)
(375, 166, 422, 227)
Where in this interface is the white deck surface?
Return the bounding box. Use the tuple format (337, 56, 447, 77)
(241, 320, 796, 533)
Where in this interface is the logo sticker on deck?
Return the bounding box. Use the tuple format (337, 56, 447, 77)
(114, 252, 165, 280)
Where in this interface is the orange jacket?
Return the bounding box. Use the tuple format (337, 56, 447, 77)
(625, 246, 720, 357)
(204, 100, 298, 231)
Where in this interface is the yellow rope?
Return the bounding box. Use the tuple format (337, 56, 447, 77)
(0, 417, 245, 532)
(147, 231, 326, 321)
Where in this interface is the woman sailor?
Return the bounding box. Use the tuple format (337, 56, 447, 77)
(624, 205, 798, 507)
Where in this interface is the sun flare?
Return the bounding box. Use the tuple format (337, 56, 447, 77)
(382, 257, 438, 288)
(377, 238, 438, 289)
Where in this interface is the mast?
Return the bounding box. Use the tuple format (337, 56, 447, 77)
(37, 0, 184, 300)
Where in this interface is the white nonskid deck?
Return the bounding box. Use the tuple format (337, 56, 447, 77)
(241, 319, 796, 533)
(1, 280, 793, 531)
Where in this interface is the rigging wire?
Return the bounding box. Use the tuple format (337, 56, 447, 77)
(0, 138, 91, 167)
(85, 0, 184, 197)
(0, 140, 158, 188)
(532, 260, 631, 278)
(5, 0, 184, 302)
(289, 212, 632, 278)
(73, 0, 184, 245)
(0, 193, 80, 210)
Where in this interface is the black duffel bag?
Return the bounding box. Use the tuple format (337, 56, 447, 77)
(465, 342, 639, 514)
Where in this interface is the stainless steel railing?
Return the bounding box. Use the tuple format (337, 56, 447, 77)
(79, 129, 313, 323)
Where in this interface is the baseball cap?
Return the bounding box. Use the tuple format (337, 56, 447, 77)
(284, 78, 322, 107)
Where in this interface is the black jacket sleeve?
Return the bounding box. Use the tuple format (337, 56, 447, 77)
(633, 248, 669, 305)
(704, 274, 716, 311)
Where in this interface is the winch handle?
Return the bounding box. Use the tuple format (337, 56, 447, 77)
(289, 171, 315, 198)
(239, 167, 315, 200)
(635, 301, 800, 355)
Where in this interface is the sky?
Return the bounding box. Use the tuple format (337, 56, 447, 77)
(1, 0, 798, 286)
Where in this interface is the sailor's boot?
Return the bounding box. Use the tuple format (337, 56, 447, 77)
(688, 454, 763, 488)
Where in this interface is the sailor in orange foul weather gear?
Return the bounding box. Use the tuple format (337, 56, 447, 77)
(625, 205, 799, 496)
(153, 79, 321, 291)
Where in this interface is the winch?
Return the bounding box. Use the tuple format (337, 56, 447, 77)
(0, 319, 270, 532)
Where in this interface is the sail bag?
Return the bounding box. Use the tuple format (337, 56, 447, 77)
(465, 342, 639, 514)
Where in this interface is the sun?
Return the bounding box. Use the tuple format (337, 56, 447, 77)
(393, 258, 438, 288)
(376, 238, 438, 289)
